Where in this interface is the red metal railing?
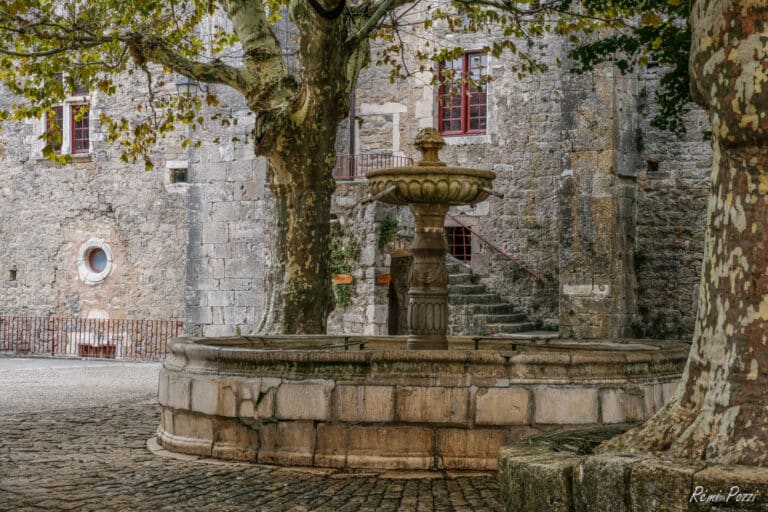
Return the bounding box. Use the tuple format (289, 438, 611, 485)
(447, 213, 547, 284)
(333, 153, 413, 180)
(0, 316, 182, 361)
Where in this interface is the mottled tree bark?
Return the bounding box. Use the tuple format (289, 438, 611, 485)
(254, 1, 369, 334)
(600, 0, 768, 465)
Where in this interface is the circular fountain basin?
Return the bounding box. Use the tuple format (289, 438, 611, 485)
(366, 166, 496, 205)
(156, 336, 689, 470)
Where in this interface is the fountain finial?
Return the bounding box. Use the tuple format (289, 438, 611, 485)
(414, 128, 446, 167)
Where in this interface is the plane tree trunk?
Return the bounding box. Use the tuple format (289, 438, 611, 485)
(253, 0, 369, 334)
(599, 0, 768, 465)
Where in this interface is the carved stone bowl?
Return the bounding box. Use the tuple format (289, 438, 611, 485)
(365, 166, 496, 206)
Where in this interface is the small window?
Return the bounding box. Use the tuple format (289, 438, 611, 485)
(42, 75, 90, 157)
(438, 52, 488, 136)
(8, 269, 17, 281)
(78, 239, 113, 285)
(446, 226, 472, 262)
(71, 104, 90, 154)
(170, 168, 187, 184)
(87, 248, 108, 273)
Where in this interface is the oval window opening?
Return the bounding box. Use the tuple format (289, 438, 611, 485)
(88, 248, 108, 273)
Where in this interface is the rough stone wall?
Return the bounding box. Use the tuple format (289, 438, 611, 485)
(0, 70, 270, 336)
(180, 87, 269, 338)
(632, 71, 712, 338)
(0, 75, 188, 322)
(557, 65, 639, 338)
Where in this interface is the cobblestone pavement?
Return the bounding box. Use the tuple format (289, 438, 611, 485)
(0, 361, 503, 512)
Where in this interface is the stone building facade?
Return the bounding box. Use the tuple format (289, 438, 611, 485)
(0, 10, 712, 341)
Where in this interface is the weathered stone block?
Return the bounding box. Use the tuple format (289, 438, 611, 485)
(534, 387, 598, 424)
(643, 384, 664, 416)
(190, 378, 219, 416)
(315, 423, 348, 468)
(629, 458, 703, 512)
(157, 370, 169, 406)
(166, 374, 191, 410)
(692, 465, 768, 511)
(166, 411, 214, 457)
(212, 418, 258, 462)
(499, 446, 581, 512)
(258, 421, 316, 466)
(334, 385, 395, 423)
(396, 386, 469, 424)
(600, 388, 645, 423)
(475, 387, 530, 425)
(438, 428, 506, 470)
(345, 425, 434, 470)
(275, 381, 333, 421)
(573, 454, 640, 512)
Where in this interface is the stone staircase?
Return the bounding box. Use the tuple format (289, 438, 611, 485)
(446, 256, 538, 336)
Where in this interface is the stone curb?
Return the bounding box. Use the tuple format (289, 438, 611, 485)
(498, 440, 768, 511)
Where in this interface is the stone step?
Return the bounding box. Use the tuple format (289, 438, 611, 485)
(464, 303, 517, 315)
(485, 322, 538, 334)
(473, 313, 527, 324)
(448, 283, 488, 295)
(448, 293, 502, 305)
(446, 261, 470, 274)
(448, 273, 479, 285)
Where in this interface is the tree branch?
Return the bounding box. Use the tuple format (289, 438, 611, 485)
(122, 32, 247, 93)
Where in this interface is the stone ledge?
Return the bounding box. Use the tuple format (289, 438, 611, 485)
(498, 428, 768, 512)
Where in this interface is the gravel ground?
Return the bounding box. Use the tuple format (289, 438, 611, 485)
(0, 356, 160, 414)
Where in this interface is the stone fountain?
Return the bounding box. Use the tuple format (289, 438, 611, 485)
(366, 128, 496, 349)
(154, 130, 690, 471)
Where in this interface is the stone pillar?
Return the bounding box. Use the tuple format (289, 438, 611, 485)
(407, 204, 450, 349)
(558, 66, 638, 339)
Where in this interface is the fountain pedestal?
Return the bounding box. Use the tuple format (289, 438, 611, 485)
(407, 204, 450, 349)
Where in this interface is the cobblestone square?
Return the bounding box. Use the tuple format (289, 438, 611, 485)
(0, 358, 503, 511)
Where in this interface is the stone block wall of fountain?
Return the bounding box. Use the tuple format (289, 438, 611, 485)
(156, 336, 688, 470)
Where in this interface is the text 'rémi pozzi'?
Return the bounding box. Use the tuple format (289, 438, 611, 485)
(690, 486, 758, 504)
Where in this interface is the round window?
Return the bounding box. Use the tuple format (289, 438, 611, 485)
(77, 239, 113, 285)
(88, 248, 108, 273)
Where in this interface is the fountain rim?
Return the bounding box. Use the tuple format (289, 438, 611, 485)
(364, 166, 496, 179)
(166, 335, 691, 362)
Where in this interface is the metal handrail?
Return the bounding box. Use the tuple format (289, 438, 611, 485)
(447, 213, 547, 284)
(333, 153, 413, 180)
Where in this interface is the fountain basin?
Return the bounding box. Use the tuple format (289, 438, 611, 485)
(366, 166, 496, 205)
(156, 336, 689, 470)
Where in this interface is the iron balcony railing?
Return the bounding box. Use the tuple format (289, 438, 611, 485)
(0, 316, 182, 361)
(333, 153, 413, 181)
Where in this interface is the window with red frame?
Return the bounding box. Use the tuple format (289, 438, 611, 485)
(438, 53, 487, 136)
(71, 104, 89, 154)
(44, 74, 90, 155)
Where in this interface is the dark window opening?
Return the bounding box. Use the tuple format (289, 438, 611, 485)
(170, 168, 187, 183)
(647, 160, 659, 172)
(9, 269, 17, 281)
(446, 226, 472, 262)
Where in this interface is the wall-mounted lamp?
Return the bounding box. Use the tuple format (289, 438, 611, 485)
(175, 75, 210, 96)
